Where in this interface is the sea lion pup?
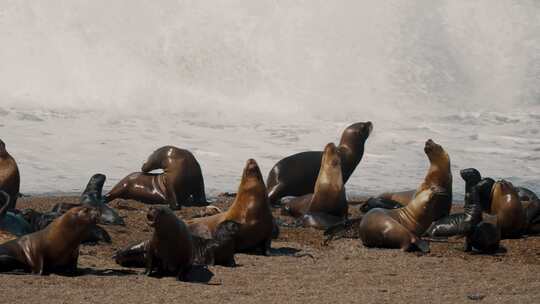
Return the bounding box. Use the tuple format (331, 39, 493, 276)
(425, 168, 483, 238)
(266, 121, 372, 205)
(0, 139, 20, 210)
(113, 220, 240, 268)
(188, 159, 274, 254)
(488, 180, 526, 238)
(105, 146, 207, 210)
(359, 187, 447, 253)
(516, 187, 540, 233)
(53, 174, 124, 226)
(368, 139, 453, 220)
(281, 143, 348, 229)
(0, 206, 100, 274)
(144, 206, 193, 280)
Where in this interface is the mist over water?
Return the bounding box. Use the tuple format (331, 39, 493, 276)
(1, 1, 539, 198)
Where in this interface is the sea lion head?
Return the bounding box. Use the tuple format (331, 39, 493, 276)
(67, 206, 101, 226)
(141, 146, 178, 172)
(339, 121, 373, 150)
(491, 180, 515, 199)
(460, 168, 481, 186)
(214, 220, 241, 242)
(424, 139, 449, 165)
(321, 143, 341, 170)
(240, 158, 265, 187)
(146, 206, 177, 228)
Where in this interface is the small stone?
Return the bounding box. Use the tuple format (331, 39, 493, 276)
(467, 293, 485, 301)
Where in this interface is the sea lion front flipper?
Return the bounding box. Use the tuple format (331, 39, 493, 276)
(323, 217, 363, 245)
(301, 213, 345, 230)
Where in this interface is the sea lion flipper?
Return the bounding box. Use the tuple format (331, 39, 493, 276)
(360, 197, 403, 213)
(0, 191, 10, 218)
(411, 239, 430, 253)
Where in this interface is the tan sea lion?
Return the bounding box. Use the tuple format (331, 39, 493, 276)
(359, 187, 447, 252)
(105, 146, 207, 210)
(281, 143, 348, 229)
(267, 121, 372, 205)
(0, 206, 100, 274)
(144, 206, 193, 280)
(0, 139, 20, 210)
(369, 139, 452, 220)
(488, 180, 526, 238)
(187, 159, 274, 254)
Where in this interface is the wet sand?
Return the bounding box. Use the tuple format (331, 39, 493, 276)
(1, 195, 539, 304)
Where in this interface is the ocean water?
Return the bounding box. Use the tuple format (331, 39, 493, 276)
(1, 1, 539, 199)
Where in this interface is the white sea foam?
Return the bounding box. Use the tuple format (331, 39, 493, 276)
(0, 1, 539, 198)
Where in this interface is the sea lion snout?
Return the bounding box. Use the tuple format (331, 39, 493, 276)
(146, 207, 160, 227)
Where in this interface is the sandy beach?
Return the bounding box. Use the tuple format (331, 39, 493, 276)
(1, 195, 538, 304)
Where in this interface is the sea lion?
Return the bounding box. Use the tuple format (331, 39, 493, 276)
(281, 143, 348, 229)
(367, 139, 453, 220)
(0, 191, 32, 236)
(187, 159, 274, 254)
(266, 121, 372, 205)
(0, 206, 100, 274)
(488, 180, 526, 238)
(105, 146, 207, 210)
(114, 220, 240, 268)
(0, 140, 20, 210)
(358, 187, 447, 253)
(425, 168, 484, 238)
(144, 206, 193, 280)
(53, 174, 124, 226)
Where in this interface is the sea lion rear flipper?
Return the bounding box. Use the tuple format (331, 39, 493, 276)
(113, 241, 148, 268)
(359, 197, 402, 213)
(323, 217, 363, 245)
(411, 239, 430, 253)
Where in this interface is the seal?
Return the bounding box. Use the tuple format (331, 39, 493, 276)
(425, 168, 484, 238)
(266, 122, 372, 205)
(187, 159, 274, 254)
(358, 187, 446, 253)
(0, 139, 20, 210)
(516, 187, 540, 235)
(105, 146, 207, 210)
(53, 174, 124, 226)
(114, 220, 241, 268)
(488, 180, 526, 238)
(0, 206, 100, 274)
(369, 139, 452, 220)
(281, 143, 348, 229)
(144, 206, 193, 280)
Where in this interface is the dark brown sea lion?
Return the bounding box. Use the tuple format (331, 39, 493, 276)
(114, 220, 240, 268)
(488, 180, 526, 238)
(425, 168, 483, 238)
(53, 174, 124, 226)
(105, 146, 207, 210)
(0, 206, 100, 274)
(187, 159, 274, 254)
(144, 206, 193, 280)
(281, 143, 348, 229)
(0, 140, 20, 210)
(425, 172, 500, 253)
(266, 122, 372, 205)
(358, 187, 446, 252)
(369, 139, 452, 220)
